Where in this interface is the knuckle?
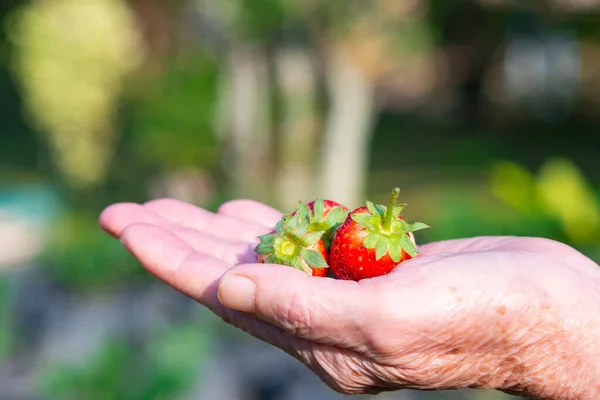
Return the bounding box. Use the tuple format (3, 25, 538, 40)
(216, 199, 247, 214)
(312, 349, 378, 394)
(216, 201, 237, 214)
(274, 291, 313, 336)
(358, 289, 398, 354)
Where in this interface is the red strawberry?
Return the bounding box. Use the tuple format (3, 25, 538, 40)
(293, 198, 349, 249)
(255, 207, 329, 277)
(329, 188, 429, 281)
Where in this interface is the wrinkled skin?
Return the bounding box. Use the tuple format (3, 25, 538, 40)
(99, 199, 600, 399)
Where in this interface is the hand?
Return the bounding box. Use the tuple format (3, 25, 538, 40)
(99, 198, 600, 399)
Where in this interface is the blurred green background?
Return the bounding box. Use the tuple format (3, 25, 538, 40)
(1, 0, 600, 399)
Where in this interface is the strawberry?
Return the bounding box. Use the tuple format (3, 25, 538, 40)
(329, 188, 429, 281)
(293, 198, 349, 249)
(255, 206, 329, 277)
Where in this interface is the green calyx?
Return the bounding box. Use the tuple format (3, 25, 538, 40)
(351, 187, 430, 262)
(255, 205, 328, 275)
(298, 198, 349, 249)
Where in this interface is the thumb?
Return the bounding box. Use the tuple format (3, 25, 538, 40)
(217, 264, 375, 347)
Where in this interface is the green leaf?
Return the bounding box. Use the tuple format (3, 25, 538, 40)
(363, 232, 379, 249)
(375, 204, 387, 217)
(286, 214, 300, 231)
(399, 235, 418, 257)
(258, 234, 275, 246)
(297, 202, 310, 220)
(366, 201, 379, 216)
(397, 218, 409, 230)
(275, 218, 285, 235)
(313, 198, 324, 221)
(290, 257, 305, 271)
(324, 207, 347, 227)
(295, 220, 309, 236)
(302, 231, 324, 246)
(266, 254, 279, 264)
(255, 242, 274, 255)
(407, 222, 430, 232)
(388, 239, 402, 262)
(390, 235, 402, 248)
(375, 237, 389, 260)
(392, 205, 406, 218)
(351, 214, 376, 229)
(300, 249, 328, 268)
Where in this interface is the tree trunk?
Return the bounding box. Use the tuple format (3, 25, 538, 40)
(272, 47, 320, 210)
(318, 50, 376, 208)
(216, 45, 273, 203)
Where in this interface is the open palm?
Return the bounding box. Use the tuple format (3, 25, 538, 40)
(100, 198, 600, 397)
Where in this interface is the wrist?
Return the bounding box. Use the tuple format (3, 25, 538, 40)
(502, 274, 600, 399)
(559, 277, 600, 399)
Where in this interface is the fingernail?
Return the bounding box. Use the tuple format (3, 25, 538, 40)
(218, 274, 256, 313)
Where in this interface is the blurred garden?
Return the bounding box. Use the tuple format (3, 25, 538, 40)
(1, 0, 600, 399)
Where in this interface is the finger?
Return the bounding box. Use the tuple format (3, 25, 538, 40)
(172, 228, 258, 265)
(119, 223, 313, 361)
(217, 199, 283, 227)
(216, 264, 375, 350)
(120, 223, 201, 292)
(101, 203, 257, 265)
(100, 203, 163, 237)
(144, 198, 270, 242)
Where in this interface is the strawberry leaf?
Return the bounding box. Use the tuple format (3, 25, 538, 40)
(258, 234, 275, 245)
(297, 202, 311, 220)
(389, 235, 400, 245)
(302, 231, 325, 246)
(363, 232, 379, 249)
(399, 235, 418, 257)
(366, 201, 379, 216)
(290, 257, 305, 272)
(392, 205, 406, 218)
(324, 207, 347, 227)
(397, 218, 409, 230)
(407, 222, 430, 232)
(275, 218, 285, 235)
(375, 204, 387, 217)
(295, 220, 309, 236)
(375, 237, 389, 260)
(283, 214, 300, 232)
(313, 198, 324, 221)
(351, 213, 374, 227)
(300, 249, 328, 268)
(388, 240, 402, 262)
(256, 242, 274, 255)
(351, 214, 378, 231)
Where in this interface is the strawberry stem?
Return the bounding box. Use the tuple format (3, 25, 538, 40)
(383, 187, 400, 232)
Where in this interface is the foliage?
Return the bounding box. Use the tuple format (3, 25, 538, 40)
(0, 277, 15, 358)
(36, 321, 214, 400)
(7, 0, 143, 188)
(129, 54, 220, 172)
(492, 158, 600, 246)
(42, 211, 151, 291)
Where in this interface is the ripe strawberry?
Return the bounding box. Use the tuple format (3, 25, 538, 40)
(293, 198, 349, 249)
(329, 188, 429, 281)
(255, 206, 329, 277)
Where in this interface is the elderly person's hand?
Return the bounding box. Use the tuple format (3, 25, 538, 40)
(100, 198, 600, 399)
